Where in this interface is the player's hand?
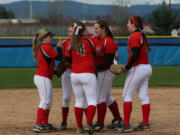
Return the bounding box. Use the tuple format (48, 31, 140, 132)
(56, 39, 63, 48)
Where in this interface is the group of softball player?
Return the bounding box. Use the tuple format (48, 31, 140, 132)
(32, 15, 152, 134)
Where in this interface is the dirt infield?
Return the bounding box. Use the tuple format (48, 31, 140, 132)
(0, 87, 180, 135)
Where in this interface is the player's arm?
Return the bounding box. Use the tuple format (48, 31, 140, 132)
(55, 47, 63, 61)
(65, 57, 72, 64)
(95, 53, 115, 70)
(55, 39, 64, 61)
(125, 47, 140, 70)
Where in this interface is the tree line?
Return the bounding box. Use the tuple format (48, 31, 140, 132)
(0, 0, 179, 36)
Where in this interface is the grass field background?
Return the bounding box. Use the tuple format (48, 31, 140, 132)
(0, 66, 180, 89)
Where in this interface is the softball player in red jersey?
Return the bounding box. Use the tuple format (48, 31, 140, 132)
(60, 26, 73, 130)
(92, 20, 123, 131)
(65, 22, 96, 134)
(32, 29, 63, 133)
(114, 16, 152, 133)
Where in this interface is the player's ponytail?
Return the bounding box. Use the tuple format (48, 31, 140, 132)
(32, 33, 40, 61)
(96, 19, 113, 39)
(71, 22, 85, 50)
(130, 16, 151, 52)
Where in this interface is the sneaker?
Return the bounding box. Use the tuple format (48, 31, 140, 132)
(85, 124, 94, 135)
(133, 123, 151, 131)
(77, 126, 85, 134)
(114, 124, 132, 133)
(60, 122, 67, 130)
(107, 118, 123, 129)
(32, 124, 45, 133)
(93, 123, 105, 132)
(44, 123, 58, 132)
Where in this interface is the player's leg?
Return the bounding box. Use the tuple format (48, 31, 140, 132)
(33, 75, 57, 133)
(82, 73, 97, 134)
(107, 93, 123, 129)
(60, 69, 72, 130)
(95, 71, 109, 130)
(106, 70, 123, 128)
(115, 68, 140, 132)
(71, 73, 86, 133)
(134, 65, 152, 131)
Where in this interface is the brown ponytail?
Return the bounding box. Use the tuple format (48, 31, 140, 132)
(130, 16, 151, 52)
(96, 19, 113, 39)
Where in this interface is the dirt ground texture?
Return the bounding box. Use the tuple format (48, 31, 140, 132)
(0, 87, 180, 135)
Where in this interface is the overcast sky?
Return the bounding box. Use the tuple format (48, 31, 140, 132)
(0, 0, 179, 5)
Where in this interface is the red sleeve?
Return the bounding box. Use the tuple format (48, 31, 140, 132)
(41, 45, 57, 59)
(105, 38, 117, 53)
(64, 44, 71, 57)
(62, 39, 70, 51)
(129, 33, 141, 49)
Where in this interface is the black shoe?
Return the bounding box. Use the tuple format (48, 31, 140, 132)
(107, 118, 123, 129)
(60, 122, 67, 130)
(133, 123, 151, 131)
(85, 124, 94, 135)
(44, 123, 58, 132)
(77, 126, 85, 134)
(32, 124, 45, 133)
(93, 123, 105, 132)
(114, 124, 132, 133)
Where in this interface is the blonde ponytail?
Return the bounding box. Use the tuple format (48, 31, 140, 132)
(32, 28, 54, 60)
(32, 33, 39, 61)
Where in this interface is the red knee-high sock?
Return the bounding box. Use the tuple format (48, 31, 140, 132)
(86, 105, 96, 125)
(108, 100, 121, 119)
(62, 107, 69, 123)
(142, 104, 150, 125)
(123, 102, 132, 126)
(36, 108, 44, 125)
(97, 102, 107, 126)
(42, 109, 50, 125)
(75, 107, 84, 127)
(84, 108, 87, 119)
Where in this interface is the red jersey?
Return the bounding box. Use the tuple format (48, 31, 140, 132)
(62, 39, 72, 69)
(62, 39, 71, 53)
(127, 31, 149, 66)
(65, 37, 95, 74)
(92, 36, 117, 70)
(35, 44, 57, 80)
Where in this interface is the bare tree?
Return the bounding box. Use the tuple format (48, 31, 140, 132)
(110, 0, 132, 36)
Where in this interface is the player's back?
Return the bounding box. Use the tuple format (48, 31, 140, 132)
(71, 37, 95, 74)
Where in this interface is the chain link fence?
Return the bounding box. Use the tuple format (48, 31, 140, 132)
(0, 24, 68, 37)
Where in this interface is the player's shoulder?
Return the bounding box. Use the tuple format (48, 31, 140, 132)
(81, 36, 94, 43)
(105, 36, 115, 44)
(131, 31, 141, 38)
(62, 38, 70, 44)
(40, 43, 52, 48)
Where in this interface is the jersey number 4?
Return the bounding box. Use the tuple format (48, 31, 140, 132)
(77, 45, 85, 56)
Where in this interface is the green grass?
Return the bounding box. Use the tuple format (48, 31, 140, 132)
(0, 66, 180, 89)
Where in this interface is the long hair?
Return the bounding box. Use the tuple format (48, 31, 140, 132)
(130, 16, 151, 52)
(32, 33, 40, 61)
(96, 19, 113, 39)
(70, 22, 85, 50)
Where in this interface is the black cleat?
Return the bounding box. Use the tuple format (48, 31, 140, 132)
(44, 123, 58, 132)
(93, 123, 105, 132)
(107, 118, 123, 129)
(60, 122, 67, 130)
(32, 124, 46, 133)
(133, 123, 151, 131)
(85, 124, 94, 135)
(77, 126, 85, 134)
(114, 124, 132, 133)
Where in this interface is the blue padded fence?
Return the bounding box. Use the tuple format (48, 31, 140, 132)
(0, 37, 180, 67)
